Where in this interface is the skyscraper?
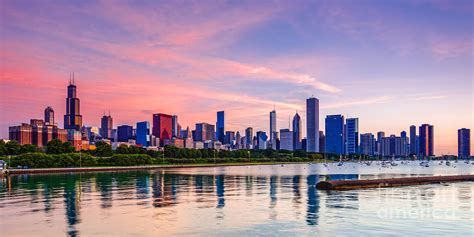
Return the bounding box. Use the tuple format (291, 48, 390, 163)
(319, 131, 325, 153)
(136, 121, 150, 147)
(306, 97, 319, 152)
(400, 131, 409, 156)
(279, 129, 293, 151)
(292, 112, 301, 150)
(245, 127, 253, 147)
(458, 128, 470, 158)
(117, 125, 133, 142)
(172, 115, 179, 138)
(345, 118, 359, 154)
(409, 125, 417, 155)
(256, 131, 267, 150)
(100, 114, 113, 140)
(269, 109, 277, 142)
(64, 74, 82, 130)
(360, 133, 375, 156)
(325, 115, 345, 155)
(225, 131, 235, 145)
(216, 111, 225, 143)
(419, 124, 434, 157)
(195, 122, 215, 141)
(152, 113, 173, 146)
(44, 106, 55, 125)
(376, 131, 385, 156)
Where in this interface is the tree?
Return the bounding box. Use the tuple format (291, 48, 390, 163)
(63, 142, 75, 153)
(5, 140, 21, 155)
(94, 141, 113, 157)
(46, 139, 65, 154)
(0, 140, 7, 155)
(116, 144, 130, 154)
(20, 144, 37, 153)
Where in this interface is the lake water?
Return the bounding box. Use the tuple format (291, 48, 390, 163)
(1, 161, 473, 236)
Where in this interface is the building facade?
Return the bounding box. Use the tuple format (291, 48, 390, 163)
(419, 124, 434, 157)
(195, 122, 215, 142)
(117, 125, 133, 142)
(279, 129, 293, 151)
(269, 110, 277, 147)
(216, 111, 225, 143)
(306, 97, 319, 152)
(360, 133, 375, 156)
(100, 114, 113, 140)
(345, 118, 359, 155)
(325, 115, 345, 155)
(153, 113, 173, 146)
(44, 106, 55, 125)
(64, 77, 82, 130)
(292, 112, 301, 150)
(458, 128, 470, 158)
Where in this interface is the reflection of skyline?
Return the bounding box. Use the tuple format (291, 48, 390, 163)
(3, 170, 473, 237)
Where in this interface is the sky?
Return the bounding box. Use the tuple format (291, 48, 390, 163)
(0, 0, 472, 154)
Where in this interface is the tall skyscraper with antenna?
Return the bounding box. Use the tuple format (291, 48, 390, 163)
(64, 73, 82, 130)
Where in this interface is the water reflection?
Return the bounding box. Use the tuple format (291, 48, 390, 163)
(1, 163, 473, 237)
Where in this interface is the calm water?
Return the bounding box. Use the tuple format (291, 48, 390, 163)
(1, 161, 473, 237)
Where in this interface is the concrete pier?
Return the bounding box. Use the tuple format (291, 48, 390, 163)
(316, 175, 474, 190)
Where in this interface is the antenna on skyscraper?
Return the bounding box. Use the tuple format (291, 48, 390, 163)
(69, 72, 71, 84)
(72, 72, 75, 85)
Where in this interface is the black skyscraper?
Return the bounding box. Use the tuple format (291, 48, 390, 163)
(44, 106, 55, 125)
(64, 74, 83, 130)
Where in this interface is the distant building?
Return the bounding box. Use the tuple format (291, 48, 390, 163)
(345, 118, 359, 154)
(360, 133, 375, 156)
(319, 131, 325, 153)
(409, 125, 417, 155)
(256, 131, 267, 150)
(235, 131, 241, 147)
(9, 119, 67, 146)
(44, 106, 55, 125)
(136, 121, 150, 147)
(306, 97, 319, 152)
(325, 115, 345, 155)
(195, 122, 215, 142)
(224, 131, 235, 145)
(292, 112, 302, 150)
(269, 110, 277, 148)
(458, 128, 470, 158)
(376, 131, 385, 156)
(182, 127, 194, 148)
(279, 129, 293, 151)
(172, 115, 179, 138)
(64, 75, 82, 130)
(117, 125, 133, 142)
(400, 131, 409, 156)
(153, 113, 173, 146)
(245, 127, 253, 147)
(67, 129, 82, 150)
(216, 111, 225, 143)
(419, 124, 434, 157)
(100, 114, 113, 140)
(9, 123, 32, 145)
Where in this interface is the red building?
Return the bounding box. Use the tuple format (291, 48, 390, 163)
(152, 113, 173, 146)
(9, 123, 32, 145)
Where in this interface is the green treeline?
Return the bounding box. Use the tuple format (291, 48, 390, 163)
(1, 139, 343, 168)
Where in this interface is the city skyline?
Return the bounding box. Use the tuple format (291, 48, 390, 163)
(1, 1, 472, 154)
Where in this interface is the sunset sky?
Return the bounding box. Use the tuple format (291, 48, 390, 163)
(1, 0, 472, 154)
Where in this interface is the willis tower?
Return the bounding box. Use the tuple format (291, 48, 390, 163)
(64, 73, 82, 130)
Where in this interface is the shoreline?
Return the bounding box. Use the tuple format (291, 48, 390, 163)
(2, 162, 314, 176)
